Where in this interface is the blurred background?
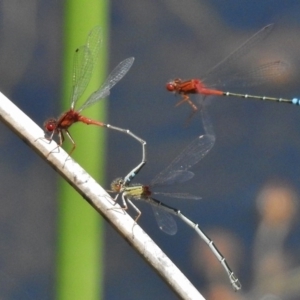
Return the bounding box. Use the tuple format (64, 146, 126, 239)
(1, 0, 300, 299)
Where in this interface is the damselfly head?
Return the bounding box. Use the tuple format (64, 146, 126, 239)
(44, 118, 57, 133)
(110, 177, 124, 193)
(166, 78, 183, 92)
(166, 82, 176, 92)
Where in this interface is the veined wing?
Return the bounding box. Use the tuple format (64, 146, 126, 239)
(151, 133, 214, 186)
(202, 24, 274, 86)
(70, 26, 102, 109)
(210, 60, 289, 89)
(153, 192, 201, 200)
(78, 57, 134, 112)
(151, 106, 215, 186)
(151, 204, 177, 235)
(124, 190, 177, 235)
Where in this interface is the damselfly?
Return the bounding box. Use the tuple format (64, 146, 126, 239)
(110, 107, 241, 290)
(166, 24, 297, 118)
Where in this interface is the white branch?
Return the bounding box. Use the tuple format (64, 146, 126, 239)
(0, 92, 205, 300)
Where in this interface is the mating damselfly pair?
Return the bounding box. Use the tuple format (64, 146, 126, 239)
(43, 23, 298, 292)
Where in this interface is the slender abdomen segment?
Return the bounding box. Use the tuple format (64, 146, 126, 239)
(78, 115, 105, 126)
(199, 88, 223, 96)
(193, 80, 224, 96)
(222, 91, 299, 104)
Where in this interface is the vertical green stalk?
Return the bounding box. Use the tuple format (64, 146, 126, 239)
(56, 1, 109, 300)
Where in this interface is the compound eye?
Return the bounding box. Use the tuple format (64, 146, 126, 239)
(111, 178, 124, 192)
(44, 119, 56, 132)
(117, 180, 124, 188)
(47, 123, 55, 132)
(166, 83, 175, 91)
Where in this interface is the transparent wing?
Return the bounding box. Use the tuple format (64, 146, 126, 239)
(70, 26, 102, 109)
(70, 45, 93, 108)
(86, 26, 102, 68)
(125, 193, 177, 235)
(151, 205, 177, 235)
(210, 60, 289, 89)
(152, 170, 195, 186)
(78, 57, 135, 112)
(153, 192, 201, 200)
(202, 24, 274, 86)
(151, 105, 215, 186)
(151, 135, 214, 187)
